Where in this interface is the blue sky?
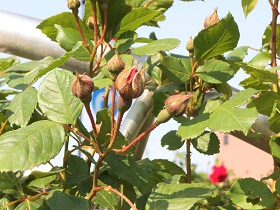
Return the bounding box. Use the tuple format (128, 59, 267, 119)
(0, 1, 272, 172)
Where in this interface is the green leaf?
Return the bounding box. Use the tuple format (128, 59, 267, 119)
(55, 25, 91, 62)
(158, 56, 190, 84)
(37, 12, 92, 42)
(177, 113, 210, 139)
(209, 107, 257, 135)
(105, 153, 148, 188)
(261, 168, 280, 181)
(269, 99, 280, 133)
(93, 78, 112, 90)
(115, 31, 138, 54)
(196, 60, 235, 84)
(194, 13, 239, 61)
(233, 62, 278, 84)
(276, 178, 280, 196)
(270, 136, 280, 164)
(161, 130, 184, 150)
(116, 8, 161, 37)
(152, 92, 168, 117)
(242, 0, 258, 17)
(262, 24, 280, 56)
(132, 38, 180, 56)
(240, 76, 271, 90)
(46, 191, 90, 210)
(0, 120, 65, 172)
(38, 69, 83, 124)
(0, 172, 23, 196)
(225, 46, 248, 62)
(6, 87, 38, 127)
(147, 182, 213, 210)
(15, 200, 45, 210)
(92, 188, 118, 209)
(249, 52, 270, 68)
(0, 197, 15, 210)
(28, 175, 56, 188)
(192, 132, 220, 155)
(214, 83, 232, 97)
(247, 91, 279, 116)
(227, 178, 276, 209)
(146, 54, 163, 85)
(0, 56, 19, 71)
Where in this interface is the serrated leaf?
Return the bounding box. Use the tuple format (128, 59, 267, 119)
(214, 83, 232, 97)
(38, 69, 83, 124)
(192, 132, 220, 155)
(247, 91, 279, 116)
(0, 120, 65, 172)
(225, 46, 248, 62)
(270, 136, 280, 164)
(0, 172, 23, 196)
(116, 8, 161, 37)
(6, 87, 37, 127)
(0, 56, 19, 71)
(132, 38, 180, 56)
(194, 13, 239, 61)
(28, 175, 56, 188)
(55, 25, 91, 62)
(105, 153, 148, 188)
(261, 168, 280, 181)
(158, 56, 190, 84)
(146, 54, 163, 85)
(209, 107, 257, 135)
(249, 52, 270, 68)
(115, 31, 138, 54)
(228, 178, 276, 209)
(37, 12, 92, 42)
(196, 60, 235, 84)
(240, 76, 270, 90)
(147, 182, 212, 210)
(92, 188, 118, 209)
(15, 200, 45, 210)
(177, 113, 210, 139)
(242, 0, 258, 17)
(233, 62, 278, 84)
(46, 191, 90, 210)
(161, 130, 184, 150)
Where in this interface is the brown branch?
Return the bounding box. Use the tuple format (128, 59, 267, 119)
(74, 14, 92, 53)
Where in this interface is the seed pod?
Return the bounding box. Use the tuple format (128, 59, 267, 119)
(71, 72, 94, 105)
(165, 94, 193, 117)
(117, 95, 132, 114)
(115, 67, 145, 100)
(107, 52, 125, 74)
(204, 8, 220, 29)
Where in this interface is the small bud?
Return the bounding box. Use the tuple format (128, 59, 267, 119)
(117, 95, 132, 114)
(67, 0, 80, 11)
(186, 37, 194, 57)
(204, 8, 220, 29)
(165, 94, 193, 117)
(87, 16, 94, 30)
(156, 109, 172, 124)
(107, 52, 125, 74)
(71, 72, 94, 105)
(115, 67, 145, 100)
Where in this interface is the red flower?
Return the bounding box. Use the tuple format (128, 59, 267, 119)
(209, 164, 227, 183)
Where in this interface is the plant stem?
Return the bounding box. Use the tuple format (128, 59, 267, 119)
(186, 139, 192, 183)
(113, 121, 160, 155)
(110, 83, 117, 143)
(74, 14, 92, 53)
(103, 85, 111, 109)
(97, 0, 108, 44)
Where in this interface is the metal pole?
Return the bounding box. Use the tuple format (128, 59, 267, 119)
(0, 10, 89, 73)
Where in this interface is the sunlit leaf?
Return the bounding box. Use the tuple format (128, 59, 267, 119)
(192, 132, 220, 155)
(0, 120, 65, 172)
(242, 0, 258, 17)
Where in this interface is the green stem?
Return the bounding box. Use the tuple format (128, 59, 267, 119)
(103, 85, 110, 109)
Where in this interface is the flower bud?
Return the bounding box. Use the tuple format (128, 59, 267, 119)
(67, 0, 80, 12)
(71, 72, 94, 105)
(156, 109, 172, 124)
(117, 95, 132, 114)
(165, 94, 192, 117)
(87, 16, 94, 30)
(107, 52, 125, 74)
(204, 8, 220, 29)
(115, 67, 145, 100)
(186, 37, 194, 57)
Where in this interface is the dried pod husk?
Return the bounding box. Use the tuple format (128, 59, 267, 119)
(71, 72, 94, 105)
(165, 94, 193, 117)
(115, 67, 145, 100)
(204, 8, 220, 29)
